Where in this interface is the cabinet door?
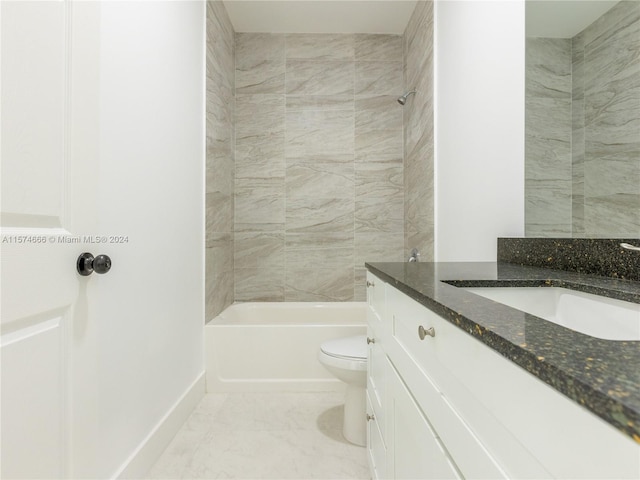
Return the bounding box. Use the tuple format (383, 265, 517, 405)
(388, 363, 461, 480)
(367, 393, 387, 479)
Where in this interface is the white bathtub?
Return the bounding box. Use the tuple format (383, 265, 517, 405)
(205, 302, 367, 392)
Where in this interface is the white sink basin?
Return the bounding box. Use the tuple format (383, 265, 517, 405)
(462, 286, 640, 341)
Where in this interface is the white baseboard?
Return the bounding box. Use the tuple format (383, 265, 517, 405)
(115, 372, 205, 479)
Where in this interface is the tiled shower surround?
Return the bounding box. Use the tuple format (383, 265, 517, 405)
(205, 0, 235, 319)
(403, 0, 434, 261)
(525, 1, 640, 238)
(233, 33, 405, 302)
(205, 0, 435, 312)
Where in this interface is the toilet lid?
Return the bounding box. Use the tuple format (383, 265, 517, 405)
(320, 335, 367, 360)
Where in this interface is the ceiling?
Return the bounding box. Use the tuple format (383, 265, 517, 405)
(526, 0, 619, 38)
(222, 0, 621, 39)
(222, 0, 418, 34)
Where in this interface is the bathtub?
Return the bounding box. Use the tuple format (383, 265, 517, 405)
(205, 302, 367, 392)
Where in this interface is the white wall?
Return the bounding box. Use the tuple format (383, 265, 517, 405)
(435, 0, 525, 262)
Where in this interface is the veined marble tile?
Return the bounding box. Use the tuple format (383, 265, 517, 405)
(572, 195, 585, 236)
(285, 232, 354, 270)
(206, 140, 233, 194)
(355, 128, 403, 161)
(355, 195, 403, 233)
(405, 194, 433, 235)
(286, 60, 354, 95)
(571, 94, 585, 133)
(286, 197, 355, 234)
(286, 34, 354, 60)
(206, 191, 233, 234)
(234, 222, 285, 233)
(286, 162, 354, 199)
(234, 232, 284, 269)
(354, 232, 404, 266)
(235, 267, 285, 302)
(584, 42, 639, 94)
(524, 224, 573, 238)
(355, 161, 403, 200)
(235, 94, 285, 137)
(236, 32, 284, 65)
(355, 95, 403, 131)
(205, 269, 234, 321)
(355, 34, 403, 62)
(405, 230, 435, 263)
(286, 95, 353, 112)
(525, 135, 572, 181)
(355, 61, 403, 95)
(354, 268, 367, 302)
(404, 1, 433, 87)
(583, 1, 640, 50)
(584, 123, 640, 160)
(235, 178, 285, 225)
(405, 49, 434, 97)
(526, 63, 572, 99)
(572, 47, 585, 101)
(405, 136, 433, 194)
(526, 38, 571, 66)
(526, 97, 571, 142)
(286, 109, 355, 158)
(205, 231, 233, 271)
(572, 158, 585, 196)
(525, 179, 572, 229)
(584, 156, 640, 197)
(236, 62, 285, 94)
(235, 33, 285, 94)
(404, 93, 434, 161)
(285, 265, 354, 302)
(584, 193, 640, 237)
(284, 153, 354, 165)
(206, 80, 233, 141)
(235, 140, 285, 180)
(584, 89, 640, 149)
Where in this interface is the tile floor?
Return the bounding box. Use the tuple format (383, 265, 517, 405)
(145, 392, 370, 479)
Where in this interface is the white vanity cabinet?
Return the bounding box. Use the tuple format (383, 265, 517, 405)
(365, 271, 640, 480)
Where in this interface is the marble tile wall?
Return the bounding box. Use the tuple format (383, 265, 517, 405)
(403, 1, 434, 261)
(205, 0, 235, 319)
(525, 38, 572, 237)
(234, 33, 404, 302)
(578, 1, 640, 237)
(525, 1, 639, 238)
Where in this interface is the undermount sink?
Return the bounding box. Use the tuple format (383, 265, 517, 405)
(461, 286, 640, 341)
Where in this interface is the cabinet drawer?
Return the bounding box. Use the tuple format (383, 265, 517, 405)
(387, 287, 509, 479)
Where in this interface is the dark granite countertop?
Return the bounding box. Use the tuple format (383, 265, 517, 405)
(365, 261, 640, 444)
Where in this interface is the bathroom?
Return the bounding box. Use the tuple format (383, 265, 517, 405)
(1, 0, 638, 479)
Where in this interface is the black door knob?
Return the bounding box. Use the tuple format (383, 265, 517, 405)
(77, 252, 112, 276)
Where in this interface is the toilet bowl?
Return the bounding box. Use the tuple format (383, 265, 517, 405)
(318, 335, 367, 446)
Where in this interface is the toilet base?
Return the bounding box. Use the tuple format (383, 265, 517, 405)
(342, 384, 366, 446)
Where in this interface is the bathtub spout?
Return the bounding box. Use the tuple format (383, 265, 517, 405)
(408, 248, 420, 262)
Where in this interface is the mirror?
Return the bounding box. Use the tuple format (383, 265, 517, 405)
(525, 0, 639, 238)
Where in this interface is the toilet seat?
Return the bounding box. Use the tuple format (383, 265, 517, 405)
(319, 335, 367, 371)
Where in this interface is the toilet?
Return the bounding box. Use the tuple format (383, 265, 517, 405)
(318, 335, 367, 446)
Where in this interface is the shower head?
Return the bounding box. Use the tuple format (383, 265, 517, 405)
(397, 90, 416, 105)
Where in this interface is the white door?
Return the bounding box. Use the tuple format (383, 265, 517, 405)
(1, 2, 204, 478)
(1, 1, 100, 477)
